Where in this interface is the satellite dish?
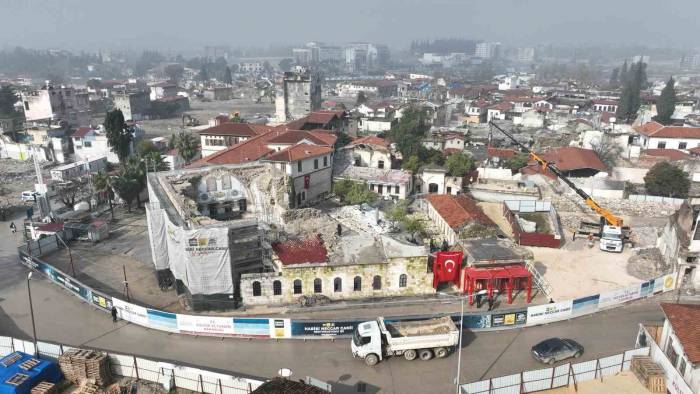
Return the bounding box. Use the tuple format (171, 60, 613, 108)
(278, 368, 293, 378)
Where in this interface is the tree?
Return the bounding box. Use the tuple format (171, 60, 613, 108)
(222, 66, 233, 85)
(164, 64, 184, 83)
(445, 152, 475, 177)
(421, 147, 445, 166)
(356, 91, 368, 106)
(278, 58, 294, 72)
(334, 132, 352, 149)
(386, 107, 430, 159)
(609, 67, 620, 88)
(113, 174, 140, 212)
(654, 77, 676, 125)
(504, 153, 529, 173)
(104, 109, 133, 164)
(590, 136, 622, 168)
(114, 155, 147, 211)
(136, 140, 159, 156)
(0, 84, 17, 114)
(385, 201, 408, 231)
(57, 181, 82, 209)
(143, 151, 169, 172)
(402, 155, 421, 173)
(403, 217, 426, 243)
(644, 162, 689, 198)
(619, 60, 628, 85)
(92, 171, 114, 220)
(616, 60, 646, 123)
(173, 131, 200, 164)
(332, 180, 377, 205)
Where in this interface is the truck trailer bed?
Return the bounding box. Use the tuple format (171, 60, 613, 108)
(385, 316, 457, 338)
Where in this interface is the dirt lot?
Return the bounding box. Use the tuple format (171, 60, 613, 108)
(137, 97, 275, 138)
(543, 371, 650, 393)
(0, 158, 54, 214)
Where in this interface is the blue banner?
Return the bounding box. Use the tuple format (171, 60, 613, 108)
(147, 309, 178, 331)
(572, 294, 600, 314)
(233, 318, 269, 337)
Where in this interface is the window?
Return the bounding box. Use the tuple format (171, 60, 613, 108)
(394, 186, 400, 194)
(252, 281, 262, 296)
(314, 278, 322, 293)
(447, 187, 452, 194)
(239, 198, 247, 212)
(84, 141, 92, 148)
(297, 161, 302, 172)
(206, 177, 217, 192)
(370, 184, 375, 191)
(657, 141, 666, 149)
(293, 279, 302, 294)
(378, 160, 385, 169)
(24, 101, 29, 110)
(323, 156, 328, 167)
(353, 276, 362, 291)
(354, 157, 361, 166)
(399, 274, 407, 287)
(273, 280, 282, 295)
(377, 185, 383, 194)
(428, 183, 439, 193)
(679, 142, 688, 150)
(314, 158, 319, 169)
(334, 277, 342, 292)
(678, 357, 686, 374)
(372, 275, 382, 290)
(221, 176, 231, 190)
(666, 338, 679, 367)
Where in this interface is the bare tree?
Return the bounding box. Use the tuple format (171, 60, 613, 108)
(56, 179, 90, 209)
(590, 135, 622, 169)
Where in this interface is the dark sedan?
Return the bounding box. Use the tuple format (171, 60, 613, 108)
(531, 338, 584, 365)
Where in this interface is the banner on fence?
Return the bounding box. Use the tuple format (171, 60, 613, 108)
(491, 311, 527, 328)
(177, 315, 235, 336)
(572, 294, 600, 315)
(113, 298, 149, 326)
(527, 300, 573, 325)
(146, 309, 178, 332)
(291, 321, 358, 337)
(19, 250, 93, 304)
(269, 319, 292, 338)
(598, 284, 641, 309)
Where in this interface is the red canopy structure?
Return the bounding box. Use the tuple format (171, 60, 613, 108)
(462, 265, 532, 305)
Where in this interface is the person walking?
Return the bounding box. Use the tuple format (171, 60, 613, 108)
(110, 306, 118, 323)
(9, 222, 16, 234)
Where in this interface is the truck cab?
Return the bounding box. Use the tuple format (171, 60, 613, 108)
(351, 320, 383, 363)
(599, 225, 623, 253)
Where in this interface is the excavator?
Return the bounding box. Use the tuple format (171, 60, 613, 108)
(488, 121, 629, 252)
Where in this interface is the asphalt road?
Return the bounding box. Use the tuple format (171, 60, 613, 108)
(0, 213, 666, 394)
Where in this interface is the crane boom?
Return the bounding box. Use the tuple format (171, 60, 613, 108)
(488, 121, 623, 227)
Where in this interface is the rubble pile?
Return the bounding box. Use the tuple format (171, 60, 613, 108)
(626, 247, 670, 280)
(0, 158, 42, 210)
(552, 195, 676, 218)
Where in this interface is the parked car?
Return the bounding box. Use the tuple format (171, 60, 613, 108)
(20, 191, 40, 202)
(531, 338, 584, 365)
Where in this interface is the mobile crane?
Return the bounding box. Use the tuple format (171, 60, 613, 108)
(489, 121, 628, 252)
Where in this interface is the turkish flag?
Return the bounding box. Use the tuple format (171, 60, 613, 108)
(433, 251, 463, 289)
(304, 175, 310, 189)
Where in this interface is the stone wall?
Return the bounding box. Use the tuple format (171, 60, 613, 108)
(240, 256, 432, 306)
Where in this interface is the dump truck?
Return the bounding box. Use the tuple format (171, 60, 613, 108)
(351, 316, 460, 366)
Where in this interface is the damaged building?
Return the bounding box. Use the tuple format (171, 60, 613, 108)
(145, 163, 290, 310)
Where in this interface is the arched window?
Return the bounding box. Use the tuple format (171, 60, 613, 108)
(273, 280, 282, 296)
(399, 274, 407, 288)
(334, 277, 342, 292)
(314, 278, 322, 293)
(372, 275, 382, 290)
(293, 279, 302, 294)
(353, 276, 362, 291)
(428, 183, 439, 193)
(252, 281, 261, 296)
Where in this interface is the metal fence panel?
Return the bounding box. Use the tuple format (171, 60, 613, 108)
(36, 341, 62, 360)
(571, 360, 597, 383)
(135, 357, 161, 383)
(598, 354, 623, 377)
(460, 380, 490, 394)
(173, 367, 204, 392)
(490, 373, 520, 394)
(109, 353, 136, 378)
(12, 339, 34, 355)
(551, 363, 570, 388)
(522, 367, 553, 392)
(0, 336, 13, 357)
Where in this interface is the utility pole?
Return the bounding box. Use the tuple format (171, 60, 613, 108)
(27, 272, 38, 355)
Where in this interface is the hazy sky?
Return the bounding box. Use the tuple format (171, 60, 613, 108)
(1, 0, 698, 51)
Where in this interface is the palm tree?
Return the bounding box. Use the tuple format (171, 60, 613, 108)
(92, 170, 115, 220)
(173, 131, 200, 164)
(143, 151, 170, 172)
(123, 156, 147, 208)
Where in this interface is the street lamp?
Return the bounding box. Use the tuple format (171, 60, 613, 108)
(438, 292, 466, 394)
(27, 272, 38, 355)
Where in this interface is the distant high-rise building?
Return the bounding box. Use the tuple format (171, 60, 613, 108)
(293, 48, 314, 66)
(275, 66, 322, 122)
(475, 42, 501, 59)
(517, 47, 535, 62)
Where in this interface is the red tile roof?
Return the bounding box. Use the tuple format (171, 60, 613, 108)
(426, 194, 494, 230)
(443, 148, 461, 156)
(188, 130, 277, 167)
(272, 235, 328, 266)
(689, 146, 700, 156)
(489, 102, 513, 112)
(285, 110, 345, 130)
(196, 123, 272, 137)
(36, 221, 64, 232)
(487, 147, 518, 159)
(633, 121, 700, 139)
(267, 129, 337, 146)
(541, 147, 606, 172)
(643, 149, 691, 160)
(660, 303, 700, 363)
(264, 144, 333, 163)
(600, 112, 615, 124)
(348, 135, 390, 149)
(72, 127, 94, 138)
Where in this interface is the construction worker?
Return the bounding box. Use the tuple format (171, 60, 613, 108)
(587, 233, 594, 248)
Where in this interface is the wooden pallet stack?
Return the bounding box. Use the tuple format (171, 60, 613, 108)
(631, 355, 666, 393)
(30, 381, 57, 394)
(58, 349, 111, 387)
